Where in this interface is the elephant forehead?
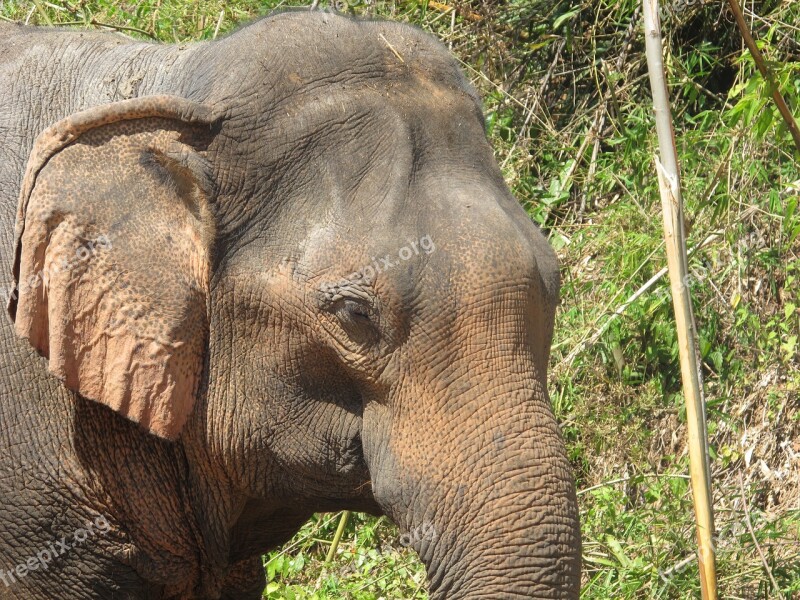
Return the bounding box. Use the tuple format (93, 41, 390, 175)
(205, 12, 482, 133)
(233, 12, 473, 88)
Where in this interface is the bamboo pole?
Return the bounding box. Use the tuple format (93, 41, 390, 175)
(726, 0, 800, 154)
(642, 1, 718, 599)
(325, 511, 351, 565)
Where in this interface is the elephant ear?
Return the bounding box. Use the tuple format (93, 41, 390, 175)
(8, 96, 220, 440)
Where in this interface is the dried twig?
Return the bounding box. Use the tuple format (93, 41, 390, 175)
(501, 38, 565, 170)
(601, 60, 622, 125)
(558, 232, 721, 368)
(738, 474, 785, 599)
(578, 472, 690, 496)
(212, 9, 224, 39)
(379, 33, 404, 63)
(53, 19, 158, 39)
(426, 1, 482, 23)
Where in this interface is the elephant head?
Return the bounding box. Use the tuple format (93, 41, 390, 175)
(8, 11, 580, 599)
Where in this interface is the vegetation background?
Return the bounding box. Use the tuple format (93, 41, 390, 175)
(2, 0, 798, 597)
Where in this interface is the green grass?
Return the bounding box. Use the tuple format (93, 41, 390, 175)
(3, 0, 799, 597)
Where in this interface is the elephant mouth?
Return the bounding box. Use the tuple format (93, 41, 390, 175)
(332, 428, 368, 476)
(294, 409, 376, 509)
(326, 421, 383, 512)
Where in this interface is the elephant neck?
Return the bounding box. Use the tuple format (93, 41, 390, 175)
(176, 421, 253, 594)
(67, 396, 226, 598)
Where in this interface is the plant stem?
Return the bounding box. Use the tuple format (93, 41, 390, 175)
(642, 1, 718, 599)
(325, 511, 351, 565)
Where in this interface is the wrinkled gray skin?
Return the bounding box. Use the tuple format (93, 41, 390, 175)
(0, 11, 580, 599)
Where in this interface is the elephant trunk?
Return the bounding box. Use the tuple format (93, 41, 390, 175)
(365, 381, 581, 599)
(427, 401, 579, 599)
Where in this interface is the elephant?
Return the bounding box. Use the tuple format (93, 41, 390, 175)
(0, 9, 581, 599)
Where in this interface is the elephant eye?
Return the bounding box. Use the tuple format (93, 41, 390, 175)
(334, 298, 374, 329)
(329, 297, 380, 346)
(317, 282, 381, 346)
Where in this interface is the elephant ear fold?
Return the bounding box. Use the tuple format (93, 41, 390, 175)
(9, 96, 220, 440)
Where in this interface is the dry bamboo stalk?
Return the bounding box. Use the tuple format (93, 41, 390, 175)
(642, 1, 718, 599)
(727, 0, 800, 154)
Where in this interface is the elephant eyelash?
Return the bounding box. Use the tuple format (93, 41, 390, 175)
(317, 281, 376, 313)
(335, 298, 373, 323)
(316, 282, 382, 345)
(319, 294, 381, 346)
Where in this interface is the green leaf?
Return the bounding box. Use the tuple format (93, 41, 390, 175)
(605, 536, 632, 568)
(553, 7, 581, 29)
